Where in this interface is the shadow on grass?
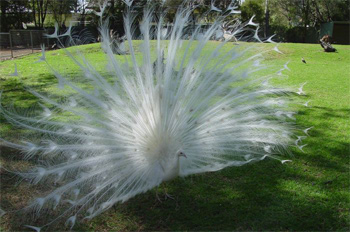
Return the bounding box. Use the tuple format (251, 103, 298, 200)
(1, 106, 349, 231)
(0, 73, 59, 111)
(75, 106, 349, 231)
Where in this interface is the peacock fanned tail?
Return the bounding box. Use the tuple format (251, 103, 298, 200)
(0, 0, 301, 230)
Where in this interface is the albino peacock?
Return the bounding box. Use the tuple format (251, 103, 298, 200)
(0, 0, 309, 230)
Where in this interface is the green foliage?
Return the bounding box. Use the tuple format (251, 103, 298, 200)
(29, 0, 50, 28)
(163, 0, 184, 22)
(286, 27, 306, 43)
(240, 0, 264, 24)
(269, 24, 288, 41)
(308, 0, 350, 24)
(0, 0, 32, 31)
(0, 42, 349, 231)
(268, 0, 350, 42)
(48, 0, 76, 27)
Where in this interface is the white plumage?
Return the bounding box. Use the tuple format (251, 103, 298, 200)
(210, 0, 222, 12)
(0, 1, 300, 230)
(9, 63, 18, 76)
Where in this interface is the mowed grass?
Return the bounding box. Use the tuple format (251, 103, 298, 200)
(0, 42, 349, 231)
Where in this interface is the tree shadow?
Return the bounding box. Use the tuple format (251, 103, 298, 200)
(1, 105, 349, 231)
(77, 105, 349, 231)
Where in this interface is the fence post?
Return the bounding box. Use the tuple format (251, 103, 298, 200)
(30, 31, 34, 53)
(46, 30, 49, 48)
(9, 32, 13, 58)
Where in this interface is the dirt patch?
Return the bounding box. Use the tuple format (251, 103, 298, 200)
(0, 48, 41, 61)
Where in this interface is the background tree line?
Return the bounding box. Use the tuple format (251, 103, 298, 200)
(1, 0, 83, 32)
(1, 0, 349, 42)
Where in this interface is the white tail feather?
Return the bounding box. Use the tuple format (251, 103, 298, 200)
(0, 1, 303, 229)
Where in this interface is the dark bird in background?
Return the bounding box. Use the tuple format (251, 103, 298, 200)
(301, 57, 306, 64)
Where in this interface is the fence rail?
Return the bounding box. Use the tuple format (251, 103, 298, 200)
(0, 30, 52, 60)
(1, 27, 98, 60)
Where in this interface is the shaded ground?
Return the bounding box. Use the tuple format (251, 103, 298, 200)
(0, 48, 41, 61)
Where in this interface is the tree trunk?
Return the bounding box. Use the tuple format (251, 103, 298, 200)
(264, 0, 270, 38)
(32, 0, 37, 27)
(0, 0, 8, 32)
(302, 0, 310, 43)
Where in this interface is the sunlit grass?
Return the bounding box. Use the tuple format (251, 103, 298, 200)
(0, 42, 349, 231)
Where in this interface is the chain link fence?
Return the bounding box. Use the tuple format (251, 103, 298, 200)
(0, 27, 98, 60)
(0, 30, 52, 60)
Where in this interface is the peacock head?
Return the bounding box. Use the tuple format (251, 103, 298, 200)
(178, 151, 187, 159)
(164, 150, 187, 169)
(158, 150, 187, 182)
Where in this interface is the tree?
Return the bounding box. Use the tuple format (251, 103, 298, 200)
(309, 0, 350, 25)
(30, 0, 50, 28)
(240, 0, 264, 24)
(300, 0, 311, 42)
(0, 0, 32, 31)
(0, 0, 7, 31)
(49, 0, 76, 27)
(264, 0, 270, 37)
(269, 0, 300, 27)
(78, 0, 89, 27)
(268, 0, 350, 42)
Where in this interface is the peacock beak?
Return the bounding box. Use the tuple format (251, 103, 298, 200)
(179, 152, 187, 158)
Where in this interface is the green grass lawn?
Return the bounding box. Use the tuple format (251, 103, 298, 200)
(0, 42, 349, 231)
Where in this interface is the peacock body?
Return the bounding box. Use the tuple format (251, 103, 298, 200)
(0, 0, 304, 230)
